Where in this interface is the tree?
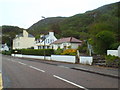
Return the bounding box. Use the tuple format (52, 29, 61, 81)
(92, 31, 116, 54)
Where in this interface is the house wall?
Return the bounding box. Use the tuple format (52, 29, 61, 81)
(13, 36, 35, 49)
(51, 43, 80, 50)
(1, 46, 9, 51)
(3, 46, 9, 51)
(107, 50, 118, 56)
(71, 43, 79, 49)
(118, 46, 120, 57)
(34, 32, 57, 49)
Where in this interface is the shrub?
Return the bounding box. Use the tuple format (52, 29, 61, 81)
(55, 48, 63, 55)
(12, 49, 21, 54)
(61, 49, 77, 56)
(105, 55, 120, 67)
(12, 49, 54, 56)
(2, 51, 11, 55)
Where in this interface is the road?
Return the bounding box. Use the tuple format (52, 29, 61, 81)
(2, 55, 118, 89)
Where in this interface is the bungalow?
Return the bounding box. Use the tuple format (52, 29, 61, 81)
(51, 37, 82, 50)
(0, 43, 9, 51)
(34, 32, 57, 49)
(13, 30, 35, 49)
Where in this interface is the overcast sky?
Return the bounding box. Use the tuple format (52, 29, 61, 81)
(0, 0, 119, 29)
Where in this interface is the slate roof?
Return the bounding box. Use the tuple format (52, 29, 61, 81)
(52, 37, 82, 44)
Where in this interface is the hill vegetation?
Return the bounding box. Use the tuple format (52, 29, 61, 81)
(2, 25, 23, 47)
(2, 2, 120, 54)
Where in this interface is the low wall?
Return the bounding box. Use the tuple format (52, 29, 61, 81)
(12, 54, 93, 65)
(12, 54, 22, 57)
(51, 55, 76, 63)
(107, 50, 118, 56)
(12, 54, 51, 60)
(79, 56, 93, 65)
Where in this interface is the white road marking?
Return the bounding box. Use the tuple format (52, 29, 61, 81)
(53, 75, 88, 90)
(18, 62, 27, 65)
(58, 65, 69, 69)
(29, 66, 45, 72)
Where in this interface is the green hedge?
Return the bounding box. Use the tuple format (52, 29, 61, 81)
(12, 49, 54, 56)
(105, 55, 120, 67)
(2, 51, 11, 55)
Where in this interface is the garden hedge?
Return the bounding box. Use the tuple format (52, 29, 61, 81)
(12, 49, 54, 56)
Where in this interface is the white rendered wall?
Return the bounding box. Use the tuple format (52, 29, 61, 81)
(107, 50, 118, 56)
(51, 55, 76, 63)
(79, 56, 93, 65)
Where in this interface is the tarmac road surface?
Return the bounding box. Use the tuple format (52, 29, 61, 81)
(2, 55, 118, 89)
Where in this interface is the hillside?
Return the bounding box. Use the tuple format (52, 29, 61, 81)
(2, 1, 120, 54)
(28, 17, 66, 35)
(28, 2, 119, 40)
(2, 25, 24, 46)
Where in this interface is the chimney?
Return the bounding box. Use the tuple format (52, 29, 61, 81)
(23, 30, 28, 37)
(49, 32, 54, 36)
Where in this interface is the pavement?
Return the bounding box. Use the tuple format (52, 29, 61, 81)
(11, 56, 119, 79)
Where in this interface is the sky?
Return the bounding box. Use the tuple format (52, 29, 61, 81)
(0, 0, 119, 29)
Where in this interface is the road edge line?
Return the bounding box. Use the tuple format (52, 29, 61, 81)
(53, 75, 88, 90)
(0, 73, 3, 89)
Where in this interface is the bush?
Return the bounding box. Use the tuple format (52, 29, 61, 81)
(2, 51, 11, 55)
(105, 55, 120, 67)
(12, 49, 54, 56)
(61, 49, 77, 56)
(12, 49, 21, 54)
(55, 48, 63, 55)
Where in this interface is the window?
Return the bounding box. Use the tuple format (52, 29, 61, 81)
(18, 42, 20, 46)
(50, 39, 53, 43)
(48, 39, 49, 43)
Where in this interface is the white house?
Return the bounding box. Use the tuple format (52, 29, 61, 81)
(34, 32, 57, 49)
(13, 30, 35, 49)
(51, 37, 82, 50)
(0, 43, 9, 51)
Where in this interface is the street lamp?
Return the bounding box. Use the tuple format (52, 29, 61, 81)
(9, 37, 12, 52)
(41, 16, 46, 60)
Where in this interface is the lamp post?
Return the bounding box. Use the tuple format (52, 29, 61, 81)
(43, 35, 46, 60)
(41, 16, 46, 60)
(9, 37, 12, 53)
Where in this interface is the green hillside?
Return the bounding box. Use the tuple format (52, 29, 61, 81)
(2, 1, 120, 54)
(28, 2, 119, 40)
(28, 17, 66, 36)
(2, 25, 24, 47)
